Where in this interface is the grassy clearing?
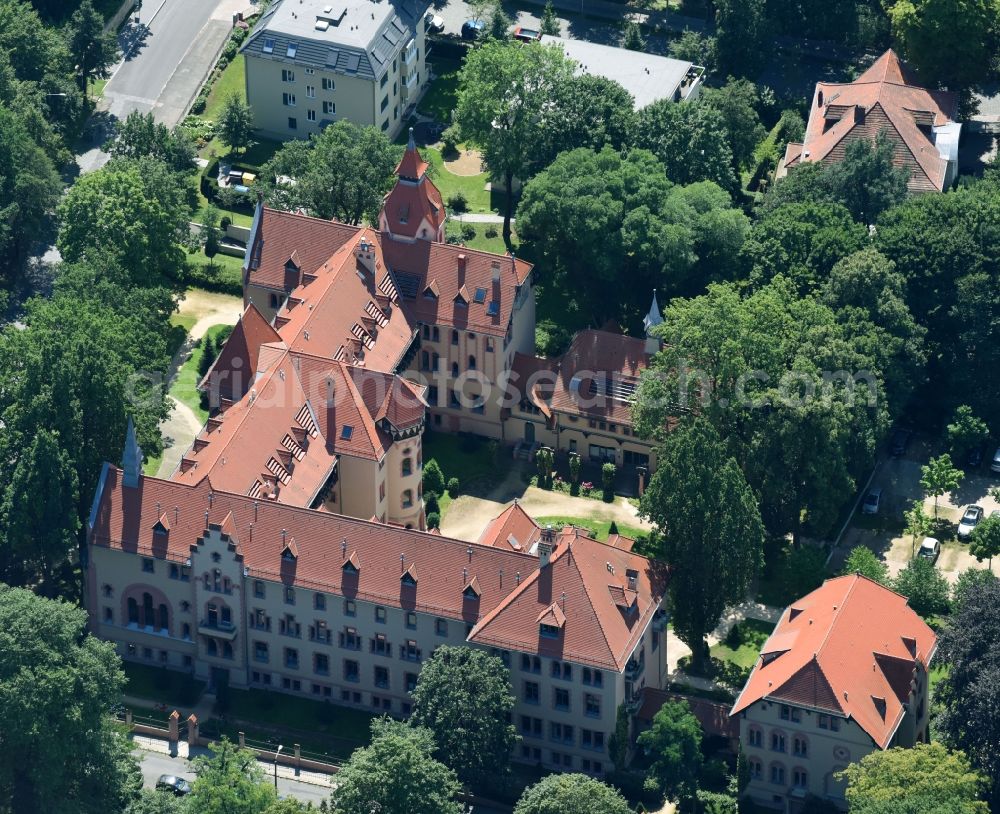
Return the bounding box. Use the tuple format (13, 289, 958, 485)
(533, 515, 648, 542)
(186, 248, 245, 294)
(424, 145, 492, 213)
(123, 662, 205, 707)
(710, 619, 776, 669)
(418, 55, 462, 123)
(423, 432, 509, 494)
(203, 54, 246, 121)
(170, 324, 231, 424)
(445, 219, 514, 255)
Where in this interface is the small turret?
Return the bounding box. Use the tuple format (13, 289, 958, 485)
(643, 290, 663, 355)
(122, 416, 143, 488)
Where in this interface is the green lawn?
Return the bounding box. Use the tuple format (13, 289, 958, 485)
(170, 323, 231, 425)
(929, 662, 950, 695)
(422, 432, 511, 494)
(418, 55, 462, 123)
(221, 687, 375, 760)
(710, 619, 776, 669)
(123, 662, 205, 707)
(424, 145, 494, 214)
(204, 54, 247, 120)
(533, 516, 648, 543)
(186, 247, 245, 294)
(445, 219, 515, 255)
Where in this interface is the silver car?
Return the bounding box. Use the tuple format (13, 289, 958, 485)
(861, 487, 882, 515)
(957, 505, 984, 540)
(918, 537, 940, 562)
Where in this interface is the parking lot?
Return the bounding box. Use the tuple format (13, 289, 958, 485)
(836, 436, 1000, 583)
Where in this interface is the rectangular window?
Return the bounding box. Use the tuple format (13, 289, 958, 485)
(770, 765, 785, 785)
(288, 117, 297, 130)
(771, 733, 786, 753)
(582, 729, 605, 751)
(254, 580, 265, 598)
(375, 606, 387, 624)
(314, 593, 326, 611)
(322, 77, 335, 91)
(313, 652, 329, 675)
(553, 688, 570, 711)
(405, 612, 417, 630)
(306, 85, 315, 98)
(374, 666, 389, 689)
(282, 69, 295, 82)
(381, 119, 389, 132)
(435, 618, 447, 637)
(305, 67, 314, 74)
(323, 100, 335, 115)
(344, 599, 356, 617)
(282, 93, 297, 107)
(142, 558, 154, 573)
(584, 693, 601, 718)
(307, 109, 316, 122)
(262, 38, 274, 53)
(284, 648, 299, 669)
(344, 659, 359, 682)
(285, 587, 295, 605)
(380, 73, 388, 88)
(254, 641, 268, 662)
(524, 681, 540, 704)
(371, 634, 391, 656)
(406, 672, 418, 693)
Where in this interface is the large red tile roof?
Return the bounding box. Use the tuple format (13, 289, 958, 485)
(730, 574, 937, 749)
(91, 469, 663, 667)
(383, 136, 445, 240)
(785, 49, 958, 193)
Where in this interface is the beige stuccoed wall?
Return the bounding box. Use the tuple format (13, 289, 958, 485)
(336, 455, 382, 522)
(384, 435, 424, 529)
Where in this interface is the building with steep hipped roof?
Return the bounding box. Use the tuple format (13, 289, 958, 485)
(731, 574, 936, 811)
(86, 451, 669, 777)
(781, 49, 960, 193)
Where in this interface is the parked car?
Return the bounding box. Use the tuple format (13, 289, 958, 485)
(991, 446, 1000, 474)
(918, 537, 940, 562)
(424, 12, 445, 32)
(966, 445, 984, 469)
(512, 25, 542, 41)
(890, 428, 912, 456)
(861, 487, 882, 515)
(957, 505, 984, 540)
(461, 19, 485, 39)
(156, 775, 192, 796)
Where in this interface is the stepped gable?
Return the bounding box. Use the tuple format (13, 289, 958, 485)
(731, 574, 937, 748)
(783, 49, 959, 193)
(468, 531, 667, 671)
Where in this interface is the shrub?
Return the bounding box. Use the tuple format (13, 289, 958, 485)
(569, 454, 581, 484)
(425, 492, 440, 515)
(441, 124, 460, 156)
(447, 477, 460, 498)
(423, 459, 445, 495)
(448, 192, 468, 212)
(484, 224, 498, 239)
(460, 223, 476, 241)
(220, 215, 232, 231)
(602, 462, 616, 501)
(426, 512, 441, 529)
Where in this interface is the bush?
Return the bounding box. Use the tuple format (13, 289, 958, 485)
(422, 459, 445, 495)
(441, 124, 460, 156)
(460, 223, 476, 241)
(220, 215, 232, 231)
(426, 512, 441, 529)
(602, 462, 616, 501)
(425, 492, 440, 515)
(484, 224, 498, 239)
(448, 192, 468, 212)
(894, 557, 951, 618)
(446, 477, 460, 498)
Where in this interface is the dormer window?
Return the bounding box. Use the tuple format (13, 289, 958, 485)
(462, 577, 481, 600)
(342, 551, 360, 575)
(263, 37, 275, 54)
(286, 42, 298, 58)
(540, 623, 560, 639)
(401, 565, 417, 587)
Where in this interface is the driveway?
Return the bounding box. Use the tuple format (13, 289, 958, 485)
(78, 0, 255, 172)
(834, 438, 1000, 583)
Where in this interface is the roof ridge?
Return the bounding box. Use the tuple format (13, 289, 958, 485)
(562, 544, 620, 667)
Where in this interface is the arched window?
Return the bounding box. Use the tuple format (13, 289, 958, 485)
(142, 593, 154, 627)
(402, 489, 414, 509)
(206, 639, 218, 656)
(468, 355, 476, 370)
(793, 735, 809, 757)
(182, 623, 191, 640)
(451, 362, 459, 378)
(451, 330, 459, 346)
(402, 457, 412, 477)
(748, 757, 762, 780)
(223, 642, 234, 659)
(158, 603, 169, 631)
(127, 597, 139, 625)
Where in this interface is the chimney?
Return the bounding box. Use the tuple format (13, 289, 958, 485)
(355, 237, 377, 275)
(538, 525, 555, 568)
(457, 253, 467, 277)
(491, 261, 501, 283)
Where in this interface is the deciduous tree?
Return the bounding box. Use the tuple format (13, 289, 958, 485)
(455, 39, 576, 242)
(823, 133, 909, 223)
(105, 110, 196, 172)
(514, 773, 633, 814)
(333, 718, 461, 814)
(920, 454, 963, 517)
(0, 586, 142, 813)
(946, 405, 990, 461)
(841, 546, 889, 585)
(636, 699, 704, 803)
(969, 515, 1000, 567)
(701, 78, 766, 172)
(893, 556, 950, 617)
(218, 92, 254, 155)
(65, 0, 119, 92)
(186, 739, 277, 814)
(714, 0, 766, 78)
(410, 645, 519, 787)
(639, 418, 764, 671)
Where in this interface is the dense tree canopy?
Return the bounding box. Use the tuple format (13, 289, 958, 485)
(841, 743, 988, 814)
(57, 157, 191, 285)
(714, 0, 766, 78)
(410, 645, 518, 787)
(893, 556, 950, 617)
(639, 418, 763, 669)
(635, 279, 889, 541)
(936, 574, 1000, 808)
(186, 740, 277, 814)
(841, 545, 890, 585)
(636, 699, 704, 802)
(514, 773, 633, 814)
(259, 119, 399, 225)
(541, 74, 635, 162)
(633, 99, 737, 192)
(701, 78, 766, 172)
(333, 718, 461, 814)
(0, 586, 141, 813)
(105, 111, 196, 172)
(65, 0, 118, 91)
(518, 147, 748, 326)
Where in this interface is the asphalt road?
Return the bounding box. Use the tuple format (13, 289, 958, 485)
(137, 748, 334, 805)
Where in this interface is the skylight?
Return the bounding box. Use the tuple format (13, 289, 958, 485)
(474, 287, 487, 304)
(341, 425, 354, 440)
(286, 42, 298, 58)
(263, 37, 275, 54)
(487, 301, 500, 316)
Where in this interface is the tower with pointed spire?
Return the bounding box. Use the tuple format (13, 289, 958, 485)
(643, 290, 663, 355)
(122, 416, 144, 488)
(379, 127, 447, 243)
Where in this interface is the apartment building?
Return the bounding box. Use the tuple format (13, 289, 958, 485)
(241, 0, 430, 141)
(87, 444, 669, 776)
(730, 575, 937, 813)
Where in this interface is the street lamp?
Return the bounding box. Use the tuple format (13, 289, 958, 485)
(273, 744, 284, 790)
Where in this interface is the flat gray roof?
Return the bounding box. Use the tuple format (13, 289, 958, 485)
(243, 0, 427, 81)
(539, 35, 699, 109)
